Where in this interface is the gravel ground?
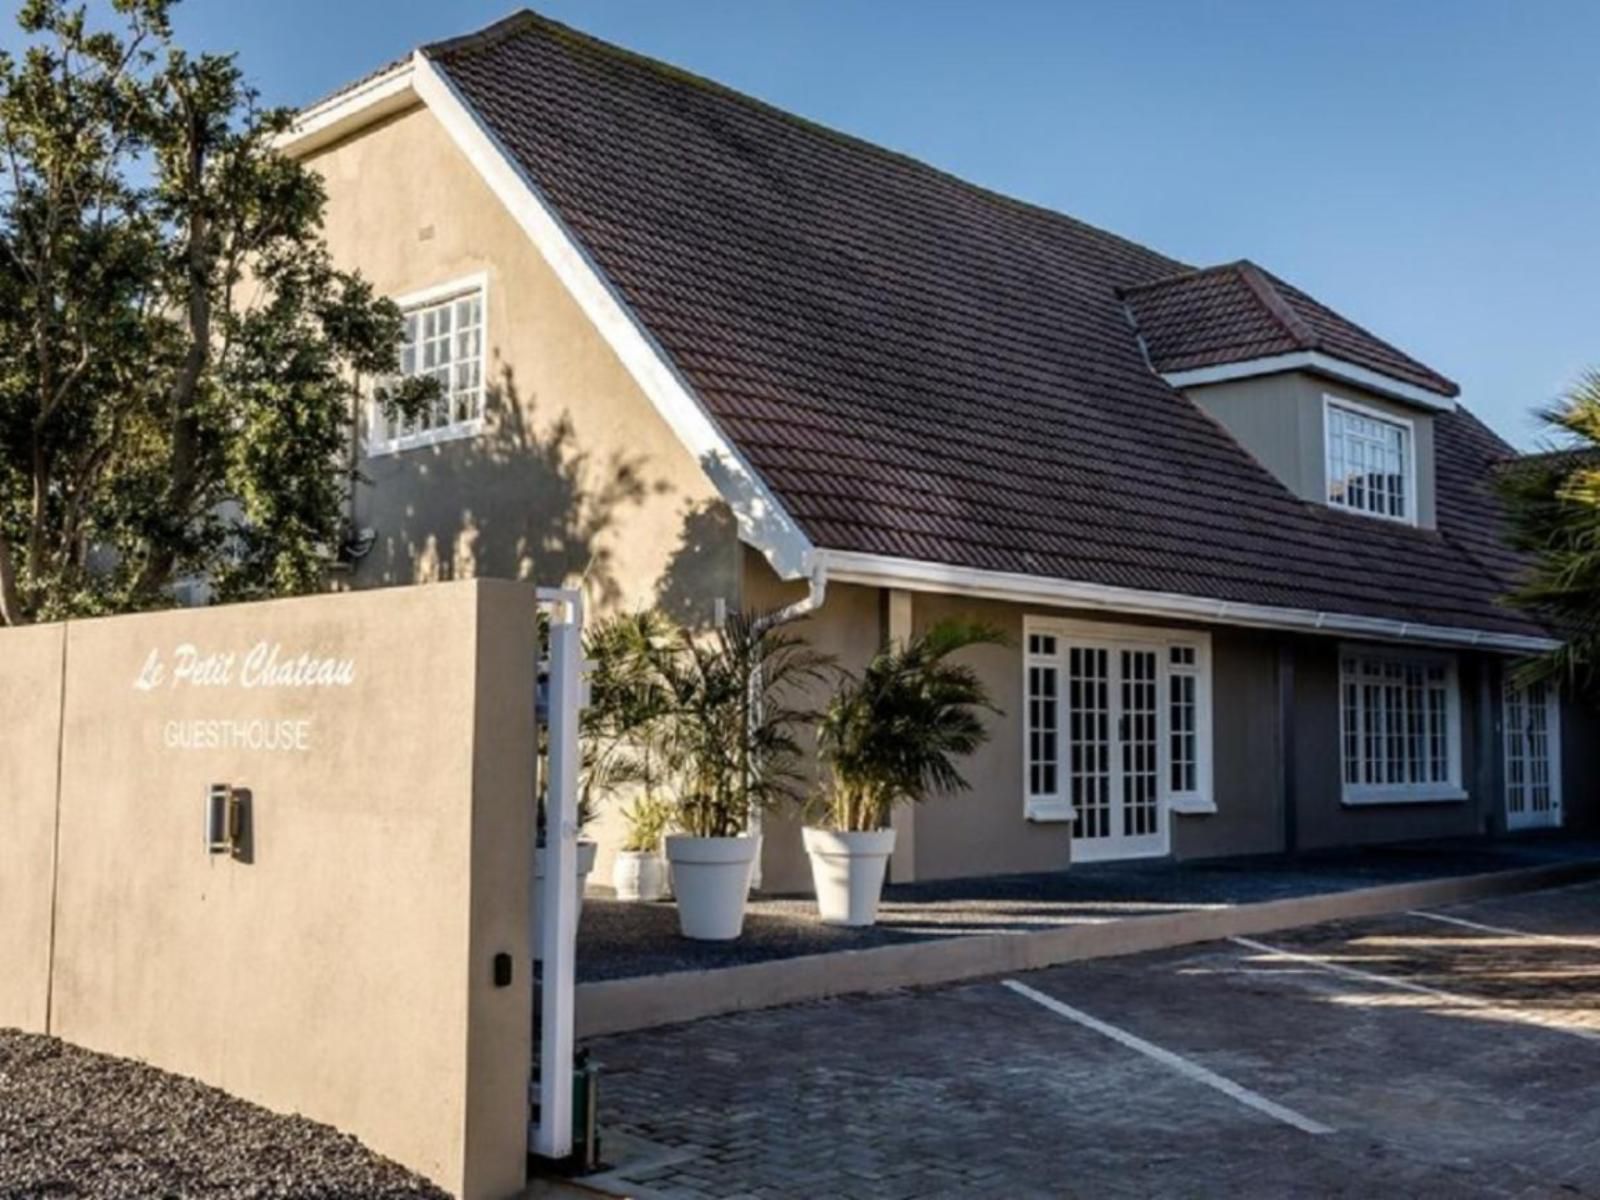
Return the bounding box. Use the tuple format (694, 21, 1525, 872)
(577, 832, 1600, 981)
(0, 1031, 448, 1200)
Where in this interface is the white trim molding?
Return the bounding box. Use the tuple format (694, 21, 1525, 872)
(821, 550, 1558, 655)
(277, 63, 419, 158)
(1161, 350, 1456, 412)
(407, 53, 815, 581)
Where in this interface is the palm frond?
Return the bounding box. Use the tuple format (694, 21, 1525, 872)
(815, 616, 1005, 832)
(1497, 371, 1600, 695)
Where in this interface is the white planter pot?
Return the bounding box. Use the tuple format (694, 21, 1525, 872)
(532, 838, 598, 960)
(664, 835, 761, 941)
(803, 827, 897, 927)
(612, 850, 668, 903)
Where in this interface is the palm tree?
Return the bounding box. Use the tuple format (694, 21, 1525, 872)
(815, 618, 1005, 833)
(581, 610, 678, 814)
(1498, 370, 1600, 692)
(635, 608, 832, 838)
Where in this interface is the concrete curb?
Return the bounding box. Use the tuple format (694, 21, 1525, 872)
(577, 858, 1600, 1038)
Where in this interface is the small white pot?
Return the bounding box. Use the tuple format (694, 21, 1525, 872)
(803, 827, 897, 927)
(532, 838, 598, 959)
(612, 850, 668, 903)
(664, 835, 761, 940)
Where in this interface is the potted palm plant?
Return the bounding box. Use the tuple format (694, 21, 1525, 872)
(806, 618, 1003, 926)
(535, 610, 664, 958)
(612, 795, 671, 902)
(642, 609, 828, 940)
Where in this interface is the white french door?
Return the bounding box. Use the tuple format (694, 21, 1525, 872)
(1066, 642, 1168, 861)
(1504, 678, 1562, 831)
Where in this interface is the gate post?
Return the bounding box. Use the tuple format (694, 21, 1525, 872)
(533, 588, 583, 1161)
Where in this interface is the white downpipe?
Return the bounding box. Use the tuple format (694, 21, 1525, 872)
(532, 587, 583, 1161)
(761, 557, 829, 630)
(745, 558, 828, 890)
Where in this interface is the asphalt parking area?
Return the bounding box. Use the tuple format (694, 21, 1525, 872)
(587, 881, 1600, 1199)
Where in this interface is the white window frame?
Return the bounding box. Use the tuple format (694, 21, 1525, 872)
(1022, 616, 1214, 823)
(1323, 394, 1417, 526)
(1503, 675, 1563, 830)
(367, 271, 489, 456)
(1338, 644, 1465, 806)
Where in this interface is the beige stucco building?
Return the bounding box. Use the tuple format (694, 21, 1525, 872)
(286, 12, 1595, 897)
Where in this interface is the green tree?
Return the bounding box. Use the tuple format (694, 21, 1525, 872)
(1498, 370, 1600, 692)
(0, 0, 429, 625)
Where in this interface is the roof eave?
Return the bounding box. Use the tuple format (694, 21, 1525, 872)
(277, 61, 419, 159)
(821, 549, 1554, 654)
(1161, 350, 1459, 410)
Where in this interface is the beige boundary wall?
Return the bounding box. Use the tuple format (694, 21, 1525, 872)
(0, 581, 536, 1200)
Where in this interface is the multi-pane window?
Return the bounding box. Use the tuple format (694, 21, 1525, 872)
(1505, 679, 1561, 829)
(1068, 646, 1113, 839)
(1026, 633, 1060, 800)
(1168, 645, 1199, 795)
(1326, 401, 1411, 522)
(373, 285, 485, 450)
(1339, 652, 1459, 799)
(1023, 622, 1211, 826)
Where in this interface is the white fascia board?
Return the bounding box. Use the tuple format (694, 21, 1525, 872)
(1162, 351, 1456, 412)
(819, 549, 1558, 655)
(277, 64, 419, 158)
(410, 53, 814, 581)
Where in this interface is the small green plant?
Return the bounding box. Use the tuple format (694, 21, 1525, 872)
(619, 795, 672, 853)
(813, 618, 1005, 833)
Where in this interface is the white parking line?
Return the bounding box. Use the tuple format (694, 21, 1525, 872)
(1000, 978, 1334, 1135)
(1407, 909, 1600, 950)
(1229, 935, 1600, 1045)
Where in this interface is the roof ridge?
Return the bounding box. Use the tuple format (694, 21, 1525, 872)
(1116, 261, 1241, 296)
(423, 8, 1189, 278)
(1233, 260, 1319, 351)
(421, 7, 543, 60)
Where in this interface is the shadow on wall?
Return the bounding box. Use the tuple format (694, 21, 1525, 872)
(654, 499, 737, 626)
(354, 361, 683, 609)
(354, 360, 747, 623)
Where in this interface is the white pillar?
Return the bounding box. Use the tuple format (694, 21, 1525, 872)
(533, 593, 582, 1160)
(886, 588, 917, 883)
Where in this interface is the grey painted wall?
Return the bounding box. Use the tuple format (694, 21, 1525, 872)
(742, 555, 1581, 886)
(1291, 638, 1488, 850)
(1172, 628, 1283, 859)
(1187, 372, 1438, 530)
(1560, 696, 1600, 832)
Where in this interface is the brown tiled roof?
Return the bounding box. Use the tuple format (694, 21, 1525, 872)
(424, 11, 1541, 639)
(1121, 261, 1459, 397)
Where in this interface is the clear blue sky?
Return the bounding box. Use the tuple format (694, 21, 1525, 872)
(110, 3, 1600, 446)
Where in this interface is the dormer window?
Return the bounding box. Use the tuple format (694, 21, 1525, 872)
(1324, 396, 1414, 524)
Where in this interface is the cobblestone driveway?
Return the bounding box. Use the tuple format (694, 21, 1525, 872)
(584, 882, 1600, 1198)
